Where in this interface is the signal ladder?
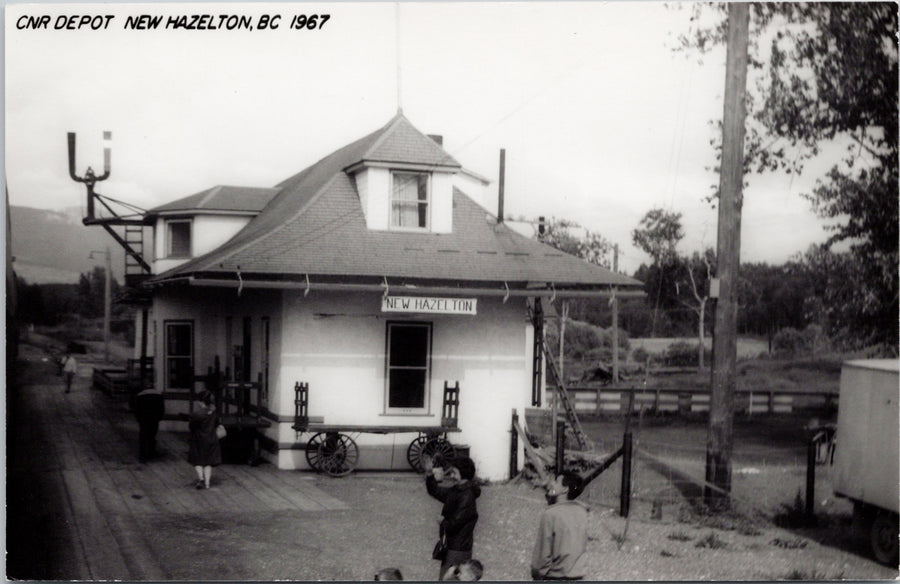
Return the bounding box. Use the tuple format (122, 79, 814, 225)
(530, 301, 591, 450)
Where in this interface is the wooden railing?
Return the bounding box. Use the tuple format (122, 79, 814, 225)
(550, 385, 839, 416)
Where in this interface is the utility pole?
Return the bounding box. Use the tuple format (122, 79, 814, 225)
(90, 248, 112, 363)
(553, 300, 568, 444)
(706, 2, 749, 507)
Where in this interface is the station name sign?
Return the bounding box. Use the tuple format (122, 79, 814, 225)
(381, 296, 477, 315)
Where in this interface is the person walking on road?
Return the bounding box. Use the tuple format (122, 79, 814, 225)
(531, 474, 590, 581)
(188, 390, 222, 489)
(424, 455, 481, 580)
(62, 353, 78, 394)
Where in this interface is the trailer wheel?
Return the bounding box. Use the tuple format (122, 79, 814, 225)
(870, 513, 899, 566)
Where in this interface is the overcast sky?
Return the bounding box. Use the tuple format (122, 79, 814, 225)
(5, 2, 843, 274)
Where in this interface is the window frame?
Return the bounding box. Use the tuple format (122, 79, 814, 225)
(165, 218, 192, 258)
(164, 320, 194, 390)
(389, 171, 431, 231)
(384, 321, 433, 414)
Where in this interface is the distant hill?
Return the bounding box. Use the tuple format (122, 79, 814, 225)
(9, 206, 129, 284)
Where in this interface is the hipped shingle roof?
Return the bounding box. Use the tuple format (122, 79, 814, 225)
(147, 113, 642, 293)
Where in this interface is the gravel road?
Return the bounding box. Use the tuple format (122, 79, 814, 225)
(137, 472, 897, 581)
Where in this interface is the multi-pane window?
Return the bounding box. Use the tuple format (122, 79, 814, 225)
(386, 322, 432, 412)
(391, 172, 429, 229)
(166, 220, 192, 258)
(165, 321, 193, 389)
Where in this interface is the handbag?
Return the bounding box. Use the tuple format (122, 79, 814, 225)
(216, 424, 227, 439)
(432, 524, 447, 561)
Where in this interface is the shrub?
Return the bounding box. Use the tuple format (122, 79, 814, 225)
(773, 325, 831, 357)
(772, 327, 806, 355)
(632, 346, 651, 365)
(662, 341, 710, 367)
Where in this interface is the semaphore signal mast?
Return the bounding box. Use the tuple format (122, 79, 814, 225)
(67, 131, 152, 287)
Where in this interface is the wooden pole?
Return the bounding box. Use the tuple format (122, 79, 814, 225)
(103, 247, 111, 364)
(498, 149, 506, 223)
(139, 307, 148, 389)
(806, 433, 816, 519)
(612, 244, 620, 383)
(620, 430, 633, 517)
(553, 301, 568, 442)
(510, 409, 519, 479)
(555, 420, 566, 475)
(706, 2, 749, 508)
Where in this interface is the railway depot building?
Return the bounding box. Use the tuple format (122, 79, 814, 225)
(139, 113, 643, 480)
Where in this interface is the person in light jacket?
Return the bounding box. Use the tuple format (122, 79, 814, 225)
(62, 353, 78, 393)
(531, 473, 590, 581)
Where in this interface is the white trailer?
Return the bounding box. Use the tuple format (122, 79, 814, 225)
(831, 359, 899, 565)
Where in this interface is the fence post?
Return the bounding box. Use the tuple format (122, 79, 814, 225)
(620, 430, 633, 517)
(555, 420, 566, 475)
(510, 409, 519, 479)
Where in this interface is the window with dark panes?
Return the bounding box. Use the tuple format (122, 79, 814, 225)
(165, 321, 193, 389)
(391, 172, 429, 229)
(386, 322, 431, 412)
(167, 220, 192, 258)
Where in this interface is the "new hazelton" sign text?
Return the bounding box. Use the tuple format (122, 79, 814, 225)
(381, 296, 477, 315)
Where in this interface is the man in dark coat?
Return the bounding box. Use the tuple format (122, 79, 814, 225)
(134, 386, 164, 462)
(424, 456, 481, 580)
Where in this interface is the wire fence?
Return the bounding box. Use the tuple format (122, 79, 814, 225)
(524, 407, 836, 523)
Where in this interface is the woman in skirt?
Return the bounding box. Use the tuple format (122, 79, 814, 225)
(188, 390, 222, 489)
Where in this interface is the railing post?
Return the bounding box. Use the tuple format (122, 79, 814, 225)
(510, 409, 519, 479)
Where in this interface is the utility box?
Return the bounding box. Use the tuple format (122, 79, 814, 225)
(831, 359, 899, 565)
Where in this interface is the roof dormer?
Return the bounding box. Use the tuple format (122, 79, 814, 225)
(344, 113, 460, 234)
(350, 164, 456, 233)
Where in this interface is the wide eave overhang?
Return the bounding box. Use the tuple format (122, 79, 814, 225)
(145, 271, 645, 299)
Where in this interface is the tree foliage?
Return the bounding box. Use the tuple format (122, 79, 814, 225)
(631, 208, 684, 265)
(678, 2, 898, 348)
(539, 217, 614, 269)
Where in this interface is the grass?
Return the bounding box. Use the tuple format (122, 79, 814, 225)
(695, 532, 728, 549)
(666, 531, 693, 542)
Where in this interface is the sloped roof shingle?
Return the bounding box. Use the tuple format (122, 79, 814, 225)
(146, 185, 279, 215)
(146, 112, 642, 293)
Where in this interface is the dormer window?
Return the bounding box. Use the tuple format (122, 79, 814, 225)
(166, 219, 192, 258)
(391, 171, 430, 230)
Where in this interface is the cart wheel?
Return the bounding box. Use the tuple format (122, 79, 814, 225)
(407, 436, 430, 472)
(422, 437, 456, 469)
(305, 432, 329, 472)
(317, 432, 359, 477)
(870, 514, 899, 565)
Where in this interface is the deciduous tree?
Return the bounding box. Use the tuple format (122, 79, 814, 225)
(678, 3, 898, 348)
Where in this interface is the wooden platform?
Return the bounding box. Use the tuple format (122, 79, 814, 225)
(300, 425, 460, 434)
(7, 344, 349, 581)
